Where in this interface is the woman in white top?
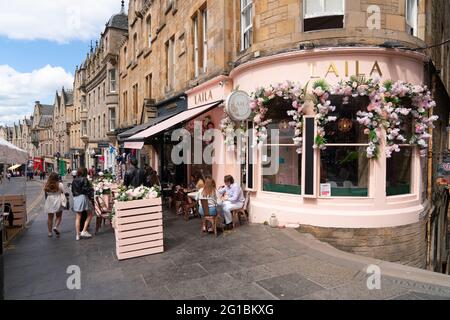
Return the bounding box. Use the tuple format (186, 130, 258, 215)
(44, 172, 65, 237)
(195, 177, 223, 232)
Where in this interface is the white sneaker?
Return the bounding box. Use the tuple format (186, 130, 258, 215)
(80, 231, 92, 238)
(76, 235, 80, 241)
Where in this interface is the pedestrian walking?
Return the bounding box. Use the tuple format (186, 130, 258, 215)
(71, 167, 94, 241)
(124, 158, 145, 188)
(44, 172, 65, 238)
(7, 172, 11, 182)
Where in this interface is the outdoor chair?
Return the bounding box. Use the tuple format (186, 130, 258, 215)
(183, 198, 199, 221)
(200, 199, 220, 238)
(231, 192, 250, 228)
(94, 195, 113, 234)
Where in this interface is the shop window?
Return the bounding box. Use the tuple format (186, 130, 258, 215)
(323, 96, 368, 144)
(320, 147, 369, 197)
(262, 97, 302, 195)
(320, 96, 369, 197)
(304, 0, 344, 32)
(406, 0, 418, 37)
(385, 116, 414, 197)
(263, 146, 302, 195)
(240, 0, 253, 51)
(386, 146, 413, 196)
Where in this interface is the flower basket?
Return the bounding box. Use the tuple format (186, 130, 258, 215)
(114, 197, 164, 260)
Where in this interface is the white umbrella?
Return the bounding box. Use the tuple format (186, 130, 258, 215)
(0, 138, 28, 242)
(0, 138, 28, 164)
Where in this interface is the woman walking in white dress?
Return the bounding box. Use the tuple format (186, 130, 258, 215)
(71, 167, 94, 241)
(44, 172, 65, 237)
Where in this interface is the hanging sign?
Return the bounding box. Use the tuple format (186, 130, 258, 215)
(225, 90, 252, 121)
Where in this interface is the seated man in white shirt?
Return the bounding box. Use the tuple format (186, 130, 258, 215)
(218, 175, 244, 229)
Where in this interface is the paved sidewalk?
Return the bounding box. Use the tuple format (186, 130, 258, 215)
(4, 197, 450, 300)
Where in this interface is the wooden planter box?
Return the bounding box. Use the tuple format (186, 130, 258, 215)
(114, 198, 164, 260)
(2, 194, 27, 227)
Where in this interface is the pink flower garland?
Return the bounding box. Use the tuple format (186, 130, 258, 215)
(250, 80, 306, 152)
(222, 76, 437, 159)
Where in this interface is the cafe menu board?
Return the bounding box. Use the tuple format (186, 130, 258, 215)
(320, 183, 331, 197)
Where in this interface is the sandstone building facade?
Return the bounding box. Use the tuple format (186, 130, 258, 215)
(79, 3, 128, 172)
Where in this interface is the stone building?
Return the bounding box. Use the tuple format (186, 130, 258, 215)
(79, 1, 127, 173)
(52, 88, 73, 175)
(69, 66, 86, 170)
(31, 101, 55, 172)
(12, 123, 22, 151)
(20, 117, 34, 158)
(117, 0, 450, 269)
(423, 0, 450, 272)
(117, 0, 232, 169)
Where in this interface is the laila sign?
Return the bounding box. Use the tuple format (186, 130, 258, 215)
(225, 90, 252, 121)
(309, 61, 383, 79)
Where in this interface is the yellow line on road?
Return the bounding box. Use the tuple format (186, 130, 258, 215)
(26, 180, 45, 223)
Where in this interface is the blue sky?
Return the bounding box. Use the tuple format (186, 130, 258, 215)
(0, 0, 128, 126)
(0, 38, 90, 73)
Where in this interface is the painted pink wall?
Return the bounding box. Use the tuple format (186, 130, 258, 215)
(229, 48, 428, 228)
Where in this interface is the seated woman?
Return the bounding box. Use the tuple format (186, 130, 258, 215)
(195, 173, 205, 190)
(195, 177, 222, 232)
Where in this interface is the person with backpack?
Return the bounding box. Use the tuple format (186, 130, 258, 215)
(124, 158, 145, 188)
(71, 167, 94, 241)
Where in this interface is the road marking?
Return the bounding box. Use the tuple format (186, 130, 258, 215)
(26, 180, 45, 222)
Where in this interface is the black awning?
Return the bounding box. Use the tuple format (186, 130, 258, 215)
(117, 110, 183, 142)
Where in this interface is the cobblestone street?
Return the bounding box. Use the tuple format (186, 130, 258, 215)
(3, 177, 450, 300)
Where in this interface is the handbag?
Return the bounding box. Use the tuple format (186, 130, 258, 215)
(60, 192, 67, 209)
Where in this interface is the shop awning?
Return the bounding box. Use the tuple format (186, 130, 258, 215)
(126, 101, 223, 142)
(124, 141, 145, 150)
(117, 111, 183, 142)
(8, 164, 21, 171)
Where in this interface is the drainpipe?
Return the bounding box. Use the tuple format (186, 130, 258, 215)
(426, 65, 436, 269)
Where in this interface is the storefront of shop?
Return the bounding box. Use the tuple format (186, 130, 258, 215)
(124, 47, 437, 267)
(86, 144, 100, 171)
(125, 76, 234, 187)
(227, 47, 436, 267)
(122, 94, 189, 183)
(33, 157, 43, 172)
(228, 48, 428, 227)
(44, 157, 54, 173)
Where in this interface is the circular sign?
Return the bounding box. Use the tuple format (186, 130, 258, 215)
(225, 90, 252, 121)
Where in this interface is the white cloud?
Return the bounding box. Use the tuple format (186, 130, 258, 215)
(0, 64, 74, 125)
(0, 0, 128, 43)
